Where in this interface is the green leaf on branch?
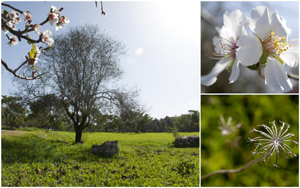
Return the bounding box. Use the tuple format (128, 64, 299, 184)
(2, 10, 8, 17)
(27, 35, 32, 44)
(29, 43, 36, 59)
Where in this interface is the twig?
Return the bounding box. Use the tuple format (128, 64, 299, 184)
(1, 3, 23, 14)
(201, 152, 268, 180)
(1, 58, 44, 80)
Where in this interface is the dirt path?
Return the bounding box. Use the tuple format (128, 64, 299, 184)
(2, 130, 28, 136)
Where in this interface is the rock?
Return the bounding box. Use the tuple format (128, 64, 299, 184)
(91, 140, 119, 157)
(174, 136, 199, 148)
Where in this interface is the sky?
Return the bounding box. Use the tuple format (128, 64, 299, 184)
(1, 1, 200, 119)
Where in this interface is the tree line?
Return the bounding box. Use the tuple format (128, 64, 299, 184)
(1, 95, 199, 133)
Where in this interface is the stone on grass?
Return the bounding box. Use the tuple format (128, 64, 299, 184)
(174, 136, 199, 148)
(91, 140, 119, 157)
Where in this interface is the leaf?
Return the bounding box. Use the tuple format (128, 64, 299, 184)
(2, 10, 8, 17)
(27, 35, 32, 44)
(44, 44, 53, 51)
(29, 43, 36, 59)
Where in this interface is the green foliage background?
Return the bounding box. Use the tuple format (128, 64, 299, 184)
(201, 95, 299, 186)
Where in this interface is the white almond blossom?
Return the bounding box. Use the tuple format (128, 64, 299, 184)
(7, 36, 18, 46)
(201, 9, 247, 86)
(236, 6, 298, 92)
(48, 5, 60, 25)
(2, 21, 16, 34)
(41, 30, 54, 46)
(32, 24, 41, 34)
(7, 10, 21, 23)
(23, 11, 32, 22)
(55, 16, 70, 31)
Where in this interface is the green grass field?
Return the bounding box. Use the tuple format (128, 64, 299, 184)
(2, 130, 199, 187)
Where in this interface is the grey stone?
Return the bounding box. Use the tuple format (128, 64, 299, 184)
(91, 140, 119, 157)
(174, 136, 199, 148)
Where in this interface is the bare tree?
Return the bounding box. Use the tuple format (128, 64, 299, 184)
(113, 90, 149, 133)
(15, 25, 126, 143)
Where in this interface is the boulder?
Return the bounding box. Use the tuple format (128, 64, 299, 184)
(91, 140, 119, 157)
(174, 136, 199, 148)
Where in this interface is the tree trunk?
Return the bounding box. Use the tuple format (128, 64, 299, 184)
(75, 127, 83, 143)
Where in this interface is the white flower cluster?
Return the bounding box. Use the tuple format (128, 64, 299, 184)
(2, 5, 70, 66)
(202, 6, 299, 92)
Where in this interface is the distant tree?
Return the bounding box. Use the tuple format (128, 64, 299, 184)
(189, 110, 199, 131)
(26, 94, 69, 130)
(1, 95, 27, 128)
(174, 114, 192, 132)
(15, 25, 127, 143)
(114, 91, 149, 133)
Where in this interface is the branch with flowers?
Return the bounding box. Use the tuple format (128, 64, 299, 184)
(201, 121, 298, 180)
(201, 6, 299, 92)
(1, 3, 70, 80)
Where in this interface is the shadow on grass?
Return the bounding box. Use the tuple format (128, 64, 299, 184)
(2, 133, 98, 164)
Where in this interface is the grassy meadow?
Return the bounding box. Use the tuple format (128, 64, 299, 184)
(2, 130, 199, 187)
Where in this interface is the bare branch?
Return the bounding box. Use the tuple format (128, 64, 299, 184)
(1, 59, 44, 80)
(1, 3, 23, 14)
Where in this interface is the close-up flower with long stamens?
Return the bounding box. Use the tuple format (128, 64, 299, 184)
(237, 6, 299, 92)
(248, 121, 298, 167)
(201, 9, 247, 86)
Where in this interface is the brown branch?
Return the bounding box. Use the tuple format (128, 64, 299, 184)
(1, 58, 44, 80)
(1, 18, 42, 43)
(201, 152, 268, 180)
(100, 1, 106, 16)
(1, 3, 23, 14)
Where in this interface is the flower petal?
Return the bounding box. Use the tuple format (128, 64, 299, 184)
(253, 6, 272, 39)
(223, 9, 243, 40)
(229, 58, 240, 84)
(251, 6, 268, 20)
(236, 34, 262, 66)
(280, 38, 299, 67)
(271, 11, 291, 39)
(265, 57, 293, 92)
(201, 57, 232, 86)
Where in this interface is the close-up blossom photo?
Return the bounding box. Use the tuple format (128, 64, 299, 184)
(201, 95, 299, 186)
(201, 1, 299, 93)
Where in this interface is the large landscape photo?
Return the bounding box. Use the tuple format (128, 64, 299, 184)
(1, 1, 200, 187)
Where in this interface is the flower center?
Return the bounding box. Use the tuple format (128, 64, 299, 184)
(213, 36, 238, 60)
(263, 31, 291, 56)
(273, 138, 281, 146)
